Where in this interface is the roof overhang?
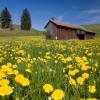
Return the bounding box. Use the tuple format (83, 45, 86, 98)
(44, 20, 96, 35)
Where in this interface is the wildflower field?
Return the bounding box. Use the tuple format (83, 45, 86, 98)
(0, 36, 99, 100)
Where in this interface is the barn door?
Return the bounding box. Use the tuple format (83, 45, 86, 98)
(77, 34, 85, 40)
(77, 30, 85, 40)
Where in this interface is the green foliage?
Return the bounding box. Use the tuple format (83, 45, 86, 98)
(0, 8, 12, 28)
(21, 8, 31, 30)
(45, 31, 53, 39)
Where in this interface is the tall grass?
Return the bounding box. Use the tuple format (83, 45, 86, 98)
(0, 37, 99, 100)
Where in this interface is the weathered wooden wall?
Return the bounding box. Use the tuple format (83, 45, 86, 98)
(57, 27, 78, 40)
(45, 22, 57, 39)
(85, 33, 95, 39)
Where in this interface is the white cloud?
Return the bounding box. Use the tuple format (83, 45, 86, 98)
(78, 9, 100, 24)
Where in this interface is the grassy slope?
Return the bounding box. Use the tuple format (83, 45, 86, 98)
(82, 24, 100, 38)
(0, 24, 100, 38)
(0, 25, 44, 36)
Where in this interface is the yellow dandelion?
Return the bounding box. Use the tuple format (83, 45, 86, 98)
(7, 63, 12, 67)
(69, 77, 76, 86)
(88, 85, 96, 93)
(52, 89, 64, 100)
(87, 98, 98, 100)
(0, 85, 13, 96)
(77, 77, 85, 85)
(25, 68, 32, 73)
(12, 65, 18, 69)
(20, 77, 30, 87)
(66, 57, 72, 62)
(15, 74, 30, 87)
(0, 71, 7, 78)
(0, 79, 10, 86)
(81, 66, 90, 71)
(13, 70, 19, 75)
(43, 84, 53, 93)
(82, 56, 87, 61)
(82, 73, 89, 79)
(68, 69, 79, 76)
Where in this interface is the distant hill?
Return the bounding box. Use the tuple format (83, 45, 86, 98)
(82, 24, 100, 38)
(0, 24, 44, 36)
(0, 24, 100, 38)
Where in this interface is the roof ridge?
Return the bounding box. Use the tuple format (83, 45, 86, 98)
(51, 20, 84, 28)
(45, 20, 95, 34)
(50, 20, 93, 32)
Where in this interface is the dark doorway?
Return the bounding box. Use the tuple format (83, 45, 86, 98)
(77, 34, 85, 40)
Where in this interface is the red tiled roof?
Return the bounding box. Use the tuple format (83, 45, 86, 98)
(44, 20, 95, 34)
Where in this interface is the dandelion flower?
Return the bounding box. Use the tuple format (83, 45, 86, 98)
(0, 85, 13, 96)
(43, 84, 53, 93)
(87, 98, 98, 100)
(52, 89, 64, 100)
(15, 74, 30, 87)
(88, 85, 96, 93)
(77, 77, 85, 85)
(66, 57, 72, 62)
(0, 79, 10, 86)
(69, 77, 76, 86)
(25, 68, 32, 73)
(82, 73, 89, 79)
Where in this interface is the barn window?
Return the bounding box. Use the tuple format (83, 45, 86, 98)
(76, 30, 86, 40)
(77, 30, 85, 35)
(81, 31, 86, 34)
(77, 30, 81, 34)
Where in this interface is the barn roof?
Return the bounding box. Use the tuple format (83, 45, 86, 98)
(44, 20, 95, 34)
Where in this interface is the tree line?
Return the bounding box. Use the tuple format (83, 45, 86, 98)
(0, 7, 31, 30)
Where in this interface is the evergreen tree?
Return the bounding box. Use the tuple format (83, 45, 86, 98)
(0, 8, 12, 28)
(21, 8, 31, 30)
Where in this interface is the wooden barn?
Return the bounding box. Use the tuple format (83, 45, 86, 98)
(44, 20, 95, 40)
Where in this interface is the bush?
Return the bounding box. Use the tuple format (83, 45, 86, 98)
(44, 31, 53, 39)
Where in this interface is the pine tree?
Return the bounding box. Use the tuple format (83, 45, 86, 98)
(0, 8, 12, 28)
(21, 8, 31, 30)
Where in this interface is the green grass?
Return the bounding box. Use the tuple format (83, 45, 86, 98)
(82, 24, 100, 38)
(0, 36, 45, 41)
(0, 38, 99, 100)
(0, 24, 44, 36)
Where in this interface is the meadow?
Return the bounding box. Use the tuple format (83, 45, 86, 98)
(0, 36, 99, 100)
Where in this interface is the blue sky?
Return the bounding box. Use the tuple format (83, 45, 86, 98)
(0, 0, 100, 30)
